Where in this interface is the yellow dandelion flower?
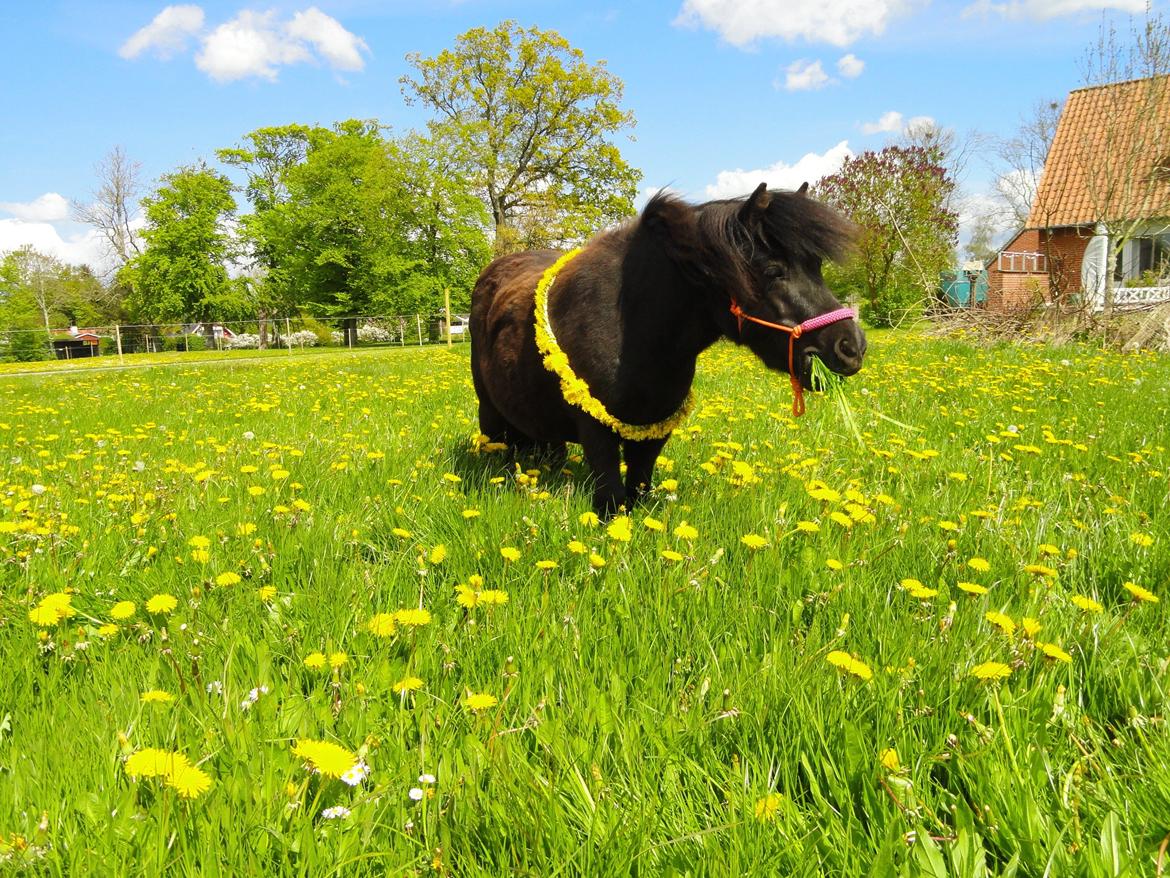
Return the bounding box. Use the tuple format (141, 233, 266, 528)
(967, 557, 991, 573)
(579, 511, 600, 528)
(367, 613, 397, 637)
(971, 661, 1012, 681)
(98, 624, 119, 637)
(1130, 532, 1154, 547)
(796, 520, 820, 534)
(661, 549, 684, 562)
(1024, 564, 1057, 579)
(455, 585, 479, 608)
(829, 511, 853, 529)
(291, 739, 356, 778)
(740, 533, 768, 549)
(215, 572, 241, 587)
(329, 652, 347, 669)
(1021, 617, 1042, 637)
(165, 762, 212, 799)
(535, 559, 558, 570)
(1036, 642, 1072, 663)
(826, 650, 873, 681)
(395, 608, 432, 627)
(140, 690, 173, 703)
(1123, 581, 1158, 603)
(984, 611, 1016, 636)
(567, 540, 587, 554)
(393, 676, 424, 694)
(303, 651, 326, 670)
(642, 516, 665, 532)
(187, 535, 211, 549)
(392, 527, 412, 539)
(500, 546, 521, 562)
(464, 691, 498, 712)
(28, 605, 61, 627)
(674, 522, 698, 541)
(1070, 594, 1103, 613)
(145, 593, 178, 615)
(754, 792, 782, 822)
(428, 544, 447, 565)
(606, 516, 633, 542)
(957, 581, 988, 596)
(111, 601, 136, 620)
(125, 748, 190, 779)
(879, 748, 900, 772)
(257, 585, 276, 602)
(1038, 544, 1060, 557)
(462, 508, 480, 519)
(588, 553, 606, 568)
(271, 469, 290, 481)
(478, 589, 508, 606)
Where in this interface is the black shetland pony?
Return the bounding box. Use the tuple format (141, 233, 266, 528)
(470, 183, 866, 514)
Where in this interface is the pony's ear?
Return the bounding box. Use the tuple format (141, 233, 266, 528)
(796, 182, 809, 196)
(738, 182, 772, 225)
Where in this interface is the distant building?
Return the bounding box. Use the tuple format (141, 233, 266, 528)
(988, 75, 1170, 312)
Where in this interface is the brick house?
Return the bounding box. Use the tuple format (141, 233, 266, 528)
(987, 75, 1170, 312)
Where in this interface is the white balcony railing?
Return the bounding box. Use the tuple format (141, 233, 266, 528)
(997, 251, 1048, 273)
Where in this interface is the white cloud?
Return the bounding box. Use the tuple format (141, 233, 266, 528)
(859, 111, 935, 135)
(962, 0, 1144, 18)
(196, 10, 311, 82)
(861, 110, 905, 134)
(705, 141, 854, 200)
(675, 0, 918, 47)
(0, 193, 71, 223)
(0, 219, 108, 269)
(119, 4, 205, 60)
(837, 53, 865, 78)
(119, 5, 368, 83)
(286, 7, 368, 72)
(782, 59, 830, 91)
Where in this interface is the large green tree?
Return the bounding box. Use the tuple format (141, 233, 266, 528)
(257, 121, 490, 340)
(217, 125, 313, 345)
(816, 146, 958, 327)
(401, 20, 640, 254)
(123, 163, 242, 341)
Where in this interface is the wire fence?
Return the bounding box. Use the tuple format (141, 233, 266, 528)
(0, 313, 471, 364)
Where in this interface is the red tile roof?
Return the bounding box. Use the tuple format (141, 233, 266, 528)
(1029, 75, 1170, 228)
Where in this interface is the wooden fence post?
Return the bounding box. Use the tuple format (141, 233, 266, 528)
(115, 325, 124, 365)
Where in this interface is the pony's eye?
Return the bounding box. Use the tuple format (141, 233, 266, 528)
(767, 264, 788, 281)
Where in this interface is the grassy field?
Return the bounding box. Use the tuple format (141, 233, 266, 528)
(1, 330, 1167, 876)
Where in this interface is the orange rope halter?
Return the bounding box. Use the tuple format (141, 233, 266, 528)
(729, 300, 858, 417)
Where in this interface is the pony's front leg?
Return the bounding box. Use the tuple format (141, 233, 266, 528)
(578, 420, 626, 516)
(623, 436, 669, 506)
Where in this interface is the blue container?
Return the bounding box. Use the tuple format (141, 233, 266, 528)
(940, 270, 988, 307)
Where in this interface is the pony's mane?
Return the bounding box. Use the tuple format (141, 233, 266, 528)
(616, 188, 855, 306)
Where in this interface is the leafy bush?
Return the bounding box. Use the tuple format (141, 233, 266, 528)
(8, 330, 49, 362)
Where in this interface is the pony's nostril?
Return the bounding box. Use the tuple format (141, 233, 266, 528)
(835, 337, 858, 363)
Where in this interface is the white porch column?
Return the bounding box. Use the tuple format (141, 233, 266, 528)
(1080, 223, 1109, 309)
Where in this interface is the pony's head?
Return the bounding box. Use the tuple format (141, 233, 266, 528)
(696, 182, 866, 388)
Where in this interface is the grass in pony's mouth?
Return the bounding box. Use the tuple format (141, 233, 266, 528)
(807, 354, 918, 441)
(808, 354, 862, 442)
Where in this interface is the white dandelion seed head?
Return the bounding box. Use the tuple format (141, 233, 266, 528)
(322, 805, 350, 819)
(419, 773, 436, 784)
(408, 787, 424, 801)
(31, 484, 46, 495)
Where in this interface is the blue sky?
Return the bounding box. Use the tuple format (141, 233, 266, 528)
(0, 0, 1154, 268)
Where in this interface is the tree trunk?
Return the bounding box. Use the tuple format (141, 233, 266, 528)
(343, 316, 357, 348)
(258, 311, 269, 350)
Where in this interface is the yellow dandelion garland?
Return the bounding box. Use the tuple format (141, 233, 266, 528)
(534, 248, 693, 441)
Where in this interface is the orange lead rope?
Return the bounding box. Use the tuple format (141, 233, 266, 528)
(729, 300, 857, 417)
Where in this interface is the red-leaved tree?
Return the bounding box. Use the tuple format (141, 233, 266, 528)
(816, 146, 957, 327)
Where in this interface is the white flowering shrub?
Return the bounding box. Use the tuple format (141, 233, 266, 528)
(224, 333, 261, 350)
